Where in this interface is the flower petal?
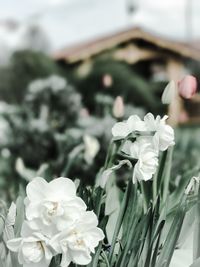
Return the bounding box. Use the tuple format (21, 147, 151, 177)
(7, 238, 22, 252)
(47, 177, 76, 200)
(26, 177, 48, 202)
(111, 122, 130, 138)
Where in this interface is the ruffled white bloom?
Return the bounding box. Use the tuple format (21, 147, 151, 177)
(111, 115, 146, 138)
(7, 177, 103, 267)
(7, 221, 53, 267)
(112, 113, 174, 152)
(144, 113, 175, 151)
(25, 177, 87, 230)
(51, 211, 104, 267)
(130, 137, 158, 183)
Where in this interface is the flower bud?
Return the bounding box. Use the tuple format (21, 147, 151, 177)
(178, 75, 197, 99)
(161, 80, 177, 104)
(102, 74, 113, 87)
(113, 96, 124, 118)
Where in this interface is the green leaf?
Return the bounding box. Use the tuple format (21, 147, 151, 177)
(14, 196, 25, 237)
(190, 257, 200, 267)
(193, 186, 200, 261)
(155, 198, 186, 267)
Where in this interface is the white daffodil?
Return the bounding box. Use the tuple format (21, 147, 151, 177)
(51, 211, 104, 267)
(130, 137, 158, 183)
(144, 113, 175, 151)
(25, 177, 87, 230)
(7, 221, 53, 267)
(111, 115, 146, 138)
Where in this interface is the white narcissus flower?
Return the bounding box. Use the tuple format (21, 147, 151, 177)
(130, 137, 158, 183)
(7, 221, 53, 267)
(25, 177, 87, 230)
(51, 211, 104, 267)
(111, 115, 146, 138)
(7, 177, 103, 267)
(144, 113, 175, 151)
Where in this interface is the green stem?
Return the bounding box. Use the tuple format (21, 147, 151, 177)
(162, 147, 173, 202)
(95, 141, 117, 217)
(61, 145, 84, 176)
(153, 172, 158, 204)
(102, 250, 110, 267)
(140, 181, 149, 213)
(108, 178, 132, 264)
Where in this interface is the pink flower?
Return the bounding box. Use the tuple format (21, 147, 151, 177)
(178, 75, 197, 99)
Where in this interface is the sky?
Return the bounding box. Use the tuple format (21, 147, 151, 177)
(0, 0, 200, 51)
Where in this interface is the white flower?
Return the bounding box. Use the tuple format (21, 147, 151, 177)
(25, 177, 87, 230)
(51, 211, 104, 267)
(144, 113, 175, 151)
(111, 115, 146, 138)
(7, 221, 53, 267)
(130, 137, 158, 183)
(83, 135, 100, 164)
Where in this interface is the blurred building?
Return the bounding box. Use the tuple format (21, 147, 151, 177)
(53, 27, 200, 81)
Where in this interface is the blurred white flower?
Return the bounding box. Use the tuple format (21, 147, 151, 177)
(130, 137, 158, 183)
(47, 75, 66, 92)
(111, 115, 146, 138)
(83, 135, 100, 164)
(144, 113, 175, 151)
(25, 177, 86, 230)
(7, 221, 53, 267)
(161, 80, 177, 104)
(51, 211, 104, 267)
(0, 116, 12, 146)
(28, 75, 66, 95)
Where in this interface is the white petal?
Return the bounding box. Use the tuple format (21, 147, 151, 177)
(127, 115, 146, 132)
(60, 251, 71, 267)
(25, 202, 41, 221)
(78, 211, 99, 230)
(71, 249, 92, 265)
(84, 228, 104, 252)
(7, 238, 22, 252)
(47, 177, 76, 200)
(111, 122, 130, 138)
(144, 113, 156, 130)
(26, 177, 48, 202)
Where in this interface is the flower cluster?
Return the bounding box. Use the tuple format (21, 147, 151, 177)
(7, 177, 104, 267)
(112, 113, 175, 183)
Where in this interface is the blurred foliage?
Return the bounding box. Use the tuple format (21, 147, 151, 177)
(0, 50, 64, 103)
(72, 58, 163, 115)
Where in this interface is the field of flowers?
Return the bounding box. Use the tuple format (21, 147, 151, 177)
(0, 51, 200, 267)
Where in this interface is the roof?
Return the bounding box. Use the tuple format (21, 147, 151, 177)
(53, 27, 200, 63)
